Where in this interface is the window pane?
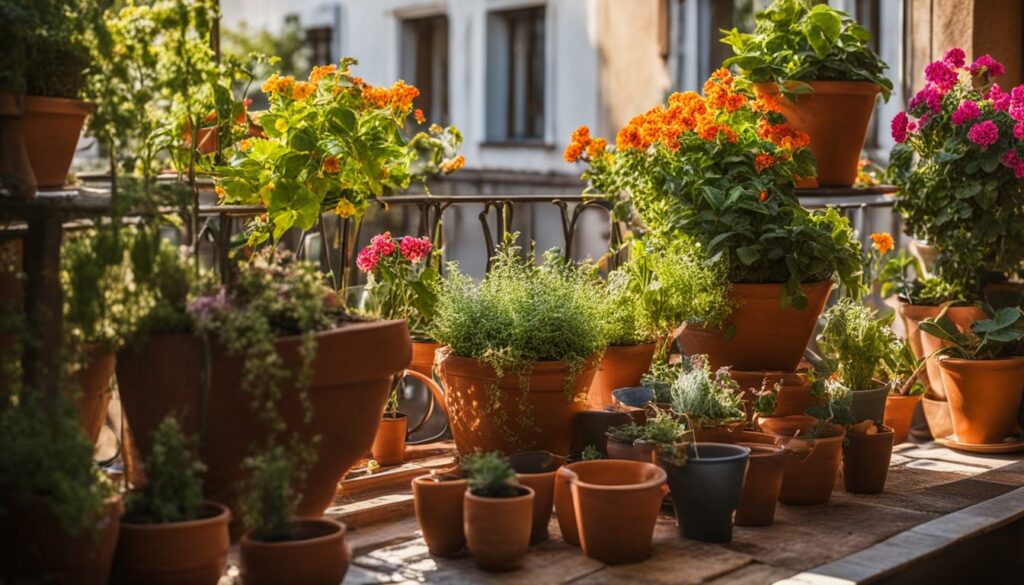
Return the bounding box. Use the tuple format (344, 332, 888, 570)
(401, 16, 449, 125)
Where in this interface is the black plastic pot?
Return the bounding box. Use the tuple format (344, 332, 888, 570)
(659, 443, 750, 543)
(574, 410, 632, 454)
(850, 385, 888, 423)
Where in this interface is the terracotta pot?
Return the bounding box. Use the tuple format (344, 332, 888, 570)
(117, 321, 411, 528)
(508, 451, 565, 544)
(69, 344, 115, 444)
(111, 502, 230, 585)
(939, 357, 1024, 444)
(554, 460, 666, 564)
(574, 410, 632, 454)
(752, 81, 879, 187)
(409, 340, 441, 377)
(0, 495, 121, 585)
(771, 424, 846, 506)
(371, 412, 408, 466)
(464, 486, 534, 572)
(842, 427, 894, 494)
(434, 350, 598, 455)
(0, 92, 37, 197)
(239, 518, 349, 585)
(22, 96, 93, 188)
(660, 443, 750, 543)
(850, 385, 888, 423)
(604, 434, 658, 462)
(921, 396, 954, 439)
(728, 370, 817, 419)
(884, 394, 922, 444)
(678, 281, 832, 371)
(412, 473, 467, 558)
(755, 414, 817, 438)
(734, 443, 785, 527)
(692, 424, 745, 444)
(919, 305, 986, 400)
(588, 342, 656, 410)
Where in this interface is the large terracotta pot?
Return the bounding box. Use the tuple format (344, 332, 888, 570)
(752, 81, 880, 187)
(69, 344, 115, 444)
(464, 487, 534, 572)
(111, 502, 230, 585)
(508, 451, 565, 544)
(0, 495, 121, 585)
(371, 412, 408, 467)
(554, 460, 666, 564)
(412, 473, 467, 558)
(918, 305, 986, 400)
(678, 281, 832, 371)
(434, 349, 598, 455)
(939, 357, 1024, 444)
(842, 427, 894, 494)
(117, 321, 411, 521)
(22, 96, 93, 188)
(239, 519, 350, 585)
(734, 443, 785, 527)
(729, 370, 818, 419)
(588, 342, 656, 410)
(771, 424, 846, 506)
(884, 394, 922, 444)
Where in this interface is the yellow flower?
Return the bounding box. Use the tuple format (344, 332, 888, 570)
(274, 118, 288, 133)
(292, 81, 315, 101)
(870, 233, 894, 255)
(335, 199, 356, 218)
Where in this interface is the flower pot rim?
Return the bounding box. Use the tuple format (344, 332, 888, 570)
(937, 356, 1024, 369)
(465, 485, 535, 503)
(240, 518, 346, 549)
(120, 501, 230, 530)
(847, 424, 894, 438)
(23, 94, 95, 114)
(886, 393, 922, 402)
(558, 459, 667, 491)
(751, 80, 881, 95)
(412, 474, 467, 486)
(508, 450, 566, 476)
(682, 442, 751, 464)
(438, 349, 600, 371)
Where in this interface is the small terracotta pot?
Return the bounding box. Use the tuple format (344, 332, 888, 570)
(604, 434, 658, 462)
(574, 410, 632, 454)
(508, 451, 565, 544)
(409, 340, 441, 378)
(734, 443, 785, 527)
(771, 424, 846, 506)
(112, 502, 230, 585)
(884, 394, 922, 444)
(554, 460, 666, 564)
(239, 518, 350, 585)
(919, 305, 987, 400)
(752, 81, 879, 187)
(755, 414, 817, 438)
(588, 342, 656, 409)
(921, 396, 954, 439)
(728, 370, 817, 419)
(939, 357, 1024, 444)
(678, 281, 832, 371)
(850, 385, 888, 423)
(464, 486, 534, 572)
(842, 427, 894, 494)
(371, 412, 408, 466)
(412, 473, 467, 558)
(69, 344, 115, 444)
(22, 96, 93, 188)
(660, 443, 750, 543)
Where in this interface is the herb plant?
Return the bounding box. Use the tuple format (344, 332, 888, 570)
(817, 298, 898, 391)
(920, 306, 1024, 360)
(641, 362, 681, 404)
(608, 410, 684, 448)
(806, 378, 855, 435)
(668, 356, 746, 427)
(462, 452, 522, 498)
(240, 445, 300, 542)
(124, 416, 205, 524)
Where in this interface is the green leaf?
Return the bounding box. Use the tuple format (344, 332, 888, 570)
(736, 246, 761, 266)
(288, 128, 317, 152)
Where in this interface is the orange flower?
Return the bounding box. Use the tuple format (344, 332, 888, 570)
(204, 110, 218, 123)
(758, 120, 810, 150)
(308, 64, 337, 86)
(292, 81, 315, 100)
(563, 142, 584, 163)
(363, 80, 420, 111)
(571, 125, 592, 147)
(261, 74, 296, 96)
(871, 233, 894, 255)
(752, 94, 782, 114)
(414, 108, 425, 124)
(215, 185, 227, 199)
(586, 137, 608, 159)
(322, 155, 341, 174)
(239, 139, 252, 151)
(754, 153, 776, 173)
(441, 154, 465, 173)
(759, 190, 769, 203)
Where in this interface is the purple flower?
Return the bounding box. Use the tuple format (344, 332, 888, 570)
(924, 60, 958, 92)
(968, 120, 999, 149)
(943, 48, 966, 69)
(989, 84, 1011, 112)
(909, 84, 943, 114)
(891, 112, 910, 143)
(951, 100, 981, 125)
(970, 54, 1006, 78)
(188, 289, 230, 321)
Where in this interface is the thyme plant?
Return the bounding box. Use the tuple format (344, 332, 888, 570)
(463, 452, 522, 498)
(124, 416, 205, 524)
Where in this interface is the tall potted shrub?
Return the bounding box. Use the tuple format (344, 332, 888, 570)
(722, 0, 893, 187)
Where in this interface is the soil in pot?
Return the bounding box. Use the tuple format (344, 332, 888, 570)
(239, 518, 349, 585)
(752, 81, 879, 187)
(771, 424, 846, 506)
(884, 394, 922, 445)
(678, 281, 832, 371)
(554, 460, 666, 564)
(22, 96, 94, 188)
(728, 370, 817, 419)
(660, 443, 750, 543)
(755, 414, 817, 438)
(371, 412, 408, 467)
(588, 342, 656, 410)
(111, 502, 230, 585)
(850, 385, 888, 423)
(939, 357, 1024, 444)
(604, 434, 658, 462)
(508, 451, 565, 544)
(464, 485, 534, 572)
(734, 443, 785, 527)
(842, 424, 894, 494)
(412, 472, 467, 558)
(435, 351, 598, 455)
(575, 410, 632, 454)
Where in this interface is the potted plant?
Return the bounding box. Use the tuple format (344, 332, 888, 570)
(568, 68, 865, 371)
(920, 306, 1024, 445)
(238, 446, 350, 585)
(507, 451, 565, 545)
(112, 415, 230, 585)
(605, 410, 684, 462)
(842, 419, 895, 494)
(656, 441, 750, 543)
(412, 468, 467, 558)
(881, 337, 928, 444)
(430, 237, 605, 455)
(462, 452, 534, 572)
(667, 355, 746, 442)
(752, 378, 820, 436)
(722, 0, 893, 187)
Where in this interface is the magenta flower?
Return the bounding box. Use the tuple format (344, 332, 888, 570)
(1001, 150, 1024, 178)
(369, 232, 397, 257)
(1011, 86, 1024, 122)
(968, 120, 999, 149)
(989, 84, 1011, 112)
(356, 247, 380, 272)
(891, 112, 910, 143)
(924, 60, 958, 92)
(943, 48, 966, 69)
(970, 54, 1005, 78)
(1015, 122, 1024, 141)
(909, 84, 943, 114)
(951, 100, 981, 125)
(400, 236, 432, 263)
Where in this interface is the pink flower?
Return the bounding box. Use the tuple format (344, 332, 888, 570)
(356, 247, 380, 272)
(970, 54, 1005, 78)
(369, 232, 396, 257)
(951, 100, 981, 125)
(924, 60, 958, 92)
(1001, 150, 1024, 178)
(909, 84, 943, 114)
(989, 84, 1011, 112)
(1011, 86, 1024, 121)
(968, 120, 999, 149)
(400, 236, 432, 263)
(943, 48, 966, 69)
(1015, 122, 1024, 140)
(891, 112, 910, 143)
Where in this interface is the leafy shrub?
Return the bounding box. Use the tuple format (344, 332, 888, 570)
(124, 416, 205, 523)
(817, 298, 898, 390)
(463, 452, 521, 498)
(920, 306, 1024, 360)
(669, 356, 746, 427)
(240, 445, 300, 541)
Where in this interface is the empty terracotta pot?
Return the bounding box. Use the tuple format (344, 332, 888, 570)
(919, 305, 987, 400)
(771, 424, 846, 506)
(509, 451, 565, 544)
(678, 281, 832, 371)
(371, 412, 408, 466)
(412, 473, 467, 558)
(554, 460, 666, 564)
(588, 342, 656, 410)
(921, 395, 954, 439)
(69, 344, 115, 444)
(850, 385, 888, 423)
(939, 357, 1024, 444)
(464, 486, 534, 572)
(22, 96, 93, 188)
(842, 427, 894, 494)
(434, 350, 598, 455)
(755, 414, 817, 438)
(752, 81, 879, 187)
(112, 502, 230, 585)
(239, 519, 350, 585)
(604, 434, 658, 462)
(884, 394, 922, 444)
(728, 370, 817, 419)
(660, 443, 750, 543)
(734, 443, 785, 527)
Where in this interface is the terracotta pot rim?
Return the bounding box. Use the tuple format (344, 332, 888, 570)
(738, 443, 783, 457)
(438, 350, 600, 372)
(937, 356, 1024, 370)
(886, 393, 922, 402)
(240, 518, 346, 549)
(412, 475, 467, 487)
(120, 501, 230, 530)
(847, 425, 894, 439)
(559, 460, 667, 491)
(752, 80, 881, 95)
(23, 95, 95, 114)
(464, 485, 535, 503)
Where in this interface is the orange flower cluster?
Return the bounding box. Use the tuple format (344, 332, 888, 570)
(564, 126, 593, 163)
(703, 68, 746, 113)
(441, 154, 465, 173)
(870, 232, 894, 255)
(292, 81, 315, 100)
(751, 93, 782, 114)
(754, 153, 776, 173)
(757, 119, 810, 151)
(262, 74, 295, 96)
(363, 80, 420, 112)
(308, 64, 337, 86)
(414, 108, 425, 124)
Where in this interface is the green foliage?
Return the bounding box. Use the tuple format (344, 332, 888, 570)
(806, 378, 855, 434)
(222, 15, 309, 81)
(881, 338, 926, 396)
(600, 269, 652, 347)
(608, 410, 683, 447)
(129, 236, 196, 341)
(0, 0, 100, 96)
(721, 0, 892, 100)
(240, 445, 300, 541)
(668, 356, 746, 427)
(579, 445, 603, 461)
(751, 380, 779, 416)
(462, 452, 521, 498)
(642, 361, 682, 403)
(124, 416, 205, 523)
(920, 306, 1024, 360)
(817, 298, 898, 390)
(358, 233, 440, 338)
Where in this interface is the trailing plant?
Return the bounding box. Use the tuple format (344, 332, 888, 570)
(239, 445, 301, 542)
(462, 452, 521, 498)
(668, 356, 745, 428)
(356, 232, 439, 339)
(721, 0, 892, 100)
(920, 305, 1024, 360)
(123, 415, 205, 524)
(817, 297, 898, 391)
